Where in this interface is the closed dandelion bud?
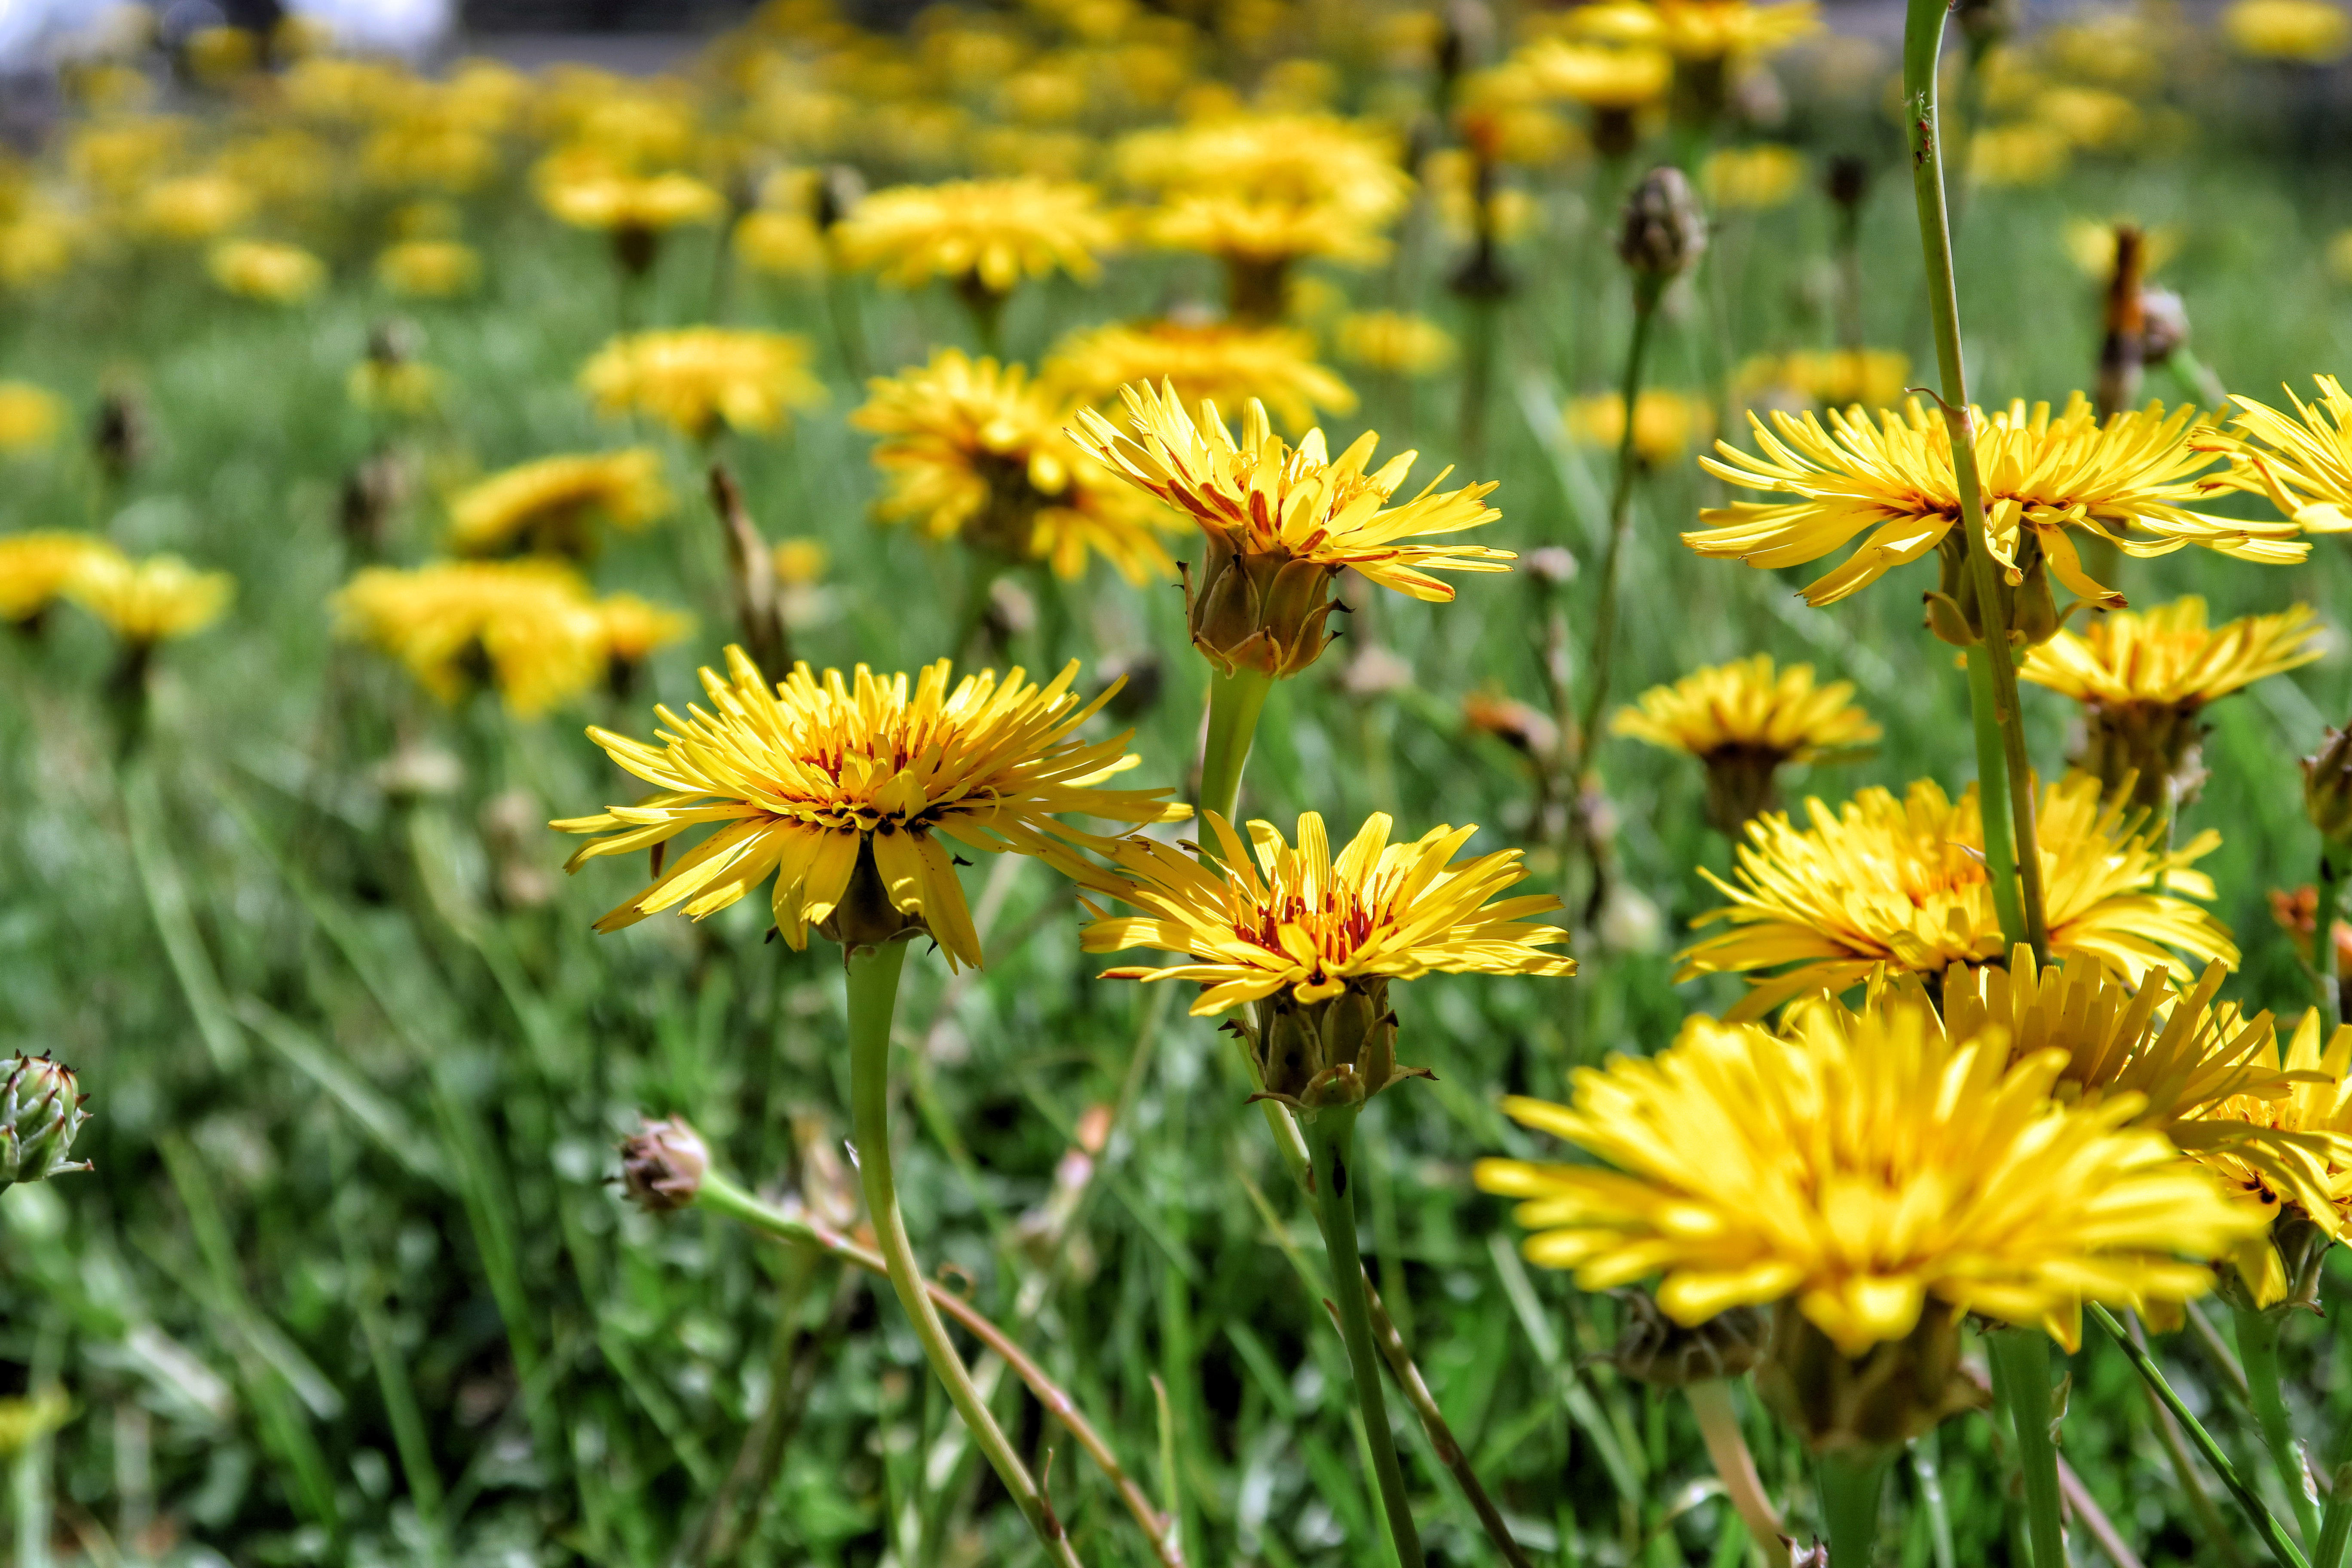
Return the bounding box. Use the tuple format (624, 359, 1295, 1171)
(1244, 980, 1430, 1117)
(1611, 1292, 1768, 1386)
(1, 1054, 92, 1186)
(1755, 1300, 1984, 1457)
(1180, 531, 1344, 680)
(1824, 155, 1869, 217)
(1617, 167, 1707, 289)
(2140, 287, 2190, 364)
(2305, 726, 2352, 851)
(618, 1116, 708, 1212)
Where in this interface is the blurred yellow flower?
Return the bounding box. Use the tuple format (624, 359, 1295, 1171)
(733, 209, 827, 278)
(0, 1390, 71, 1460)
(2063, 219, 2184, 279)
(1567, 388, 1711, 466)
(1703, 144, 1805, 209)
(0, 533, 124, 624)
(1970, 123, 2071, 187)
(1614, 654, 1879, 763)
(376, 239, 482, 298)
(1041, 318, 1356, 434)
(579, 329, 825, 441)
(2020, 597, 2321, 710)
(448, 449, 672, 557)
(2035, 86, 2141, 152)
(2328, 230, 2352, 285)
(69, 117, 189, 201)
(346, 358, 441, 416)
(1677, 772, 2237, 1020)
(537, 161, 726, 233)
(835, 176, 1117, 294)
(216, 130, 336, 208)
(2225, 0, 2352, 60)
(363, 115, 501, 195)
(592, 592, 694, 668)
(1735, 349, 1911, 410)
(183, 24, 260, 84)
(138, 173, 254, 241)
(68, 551, 234, 644)
(0, 203, 80, 290)
(208, 240, 326, 304)
(1119, 113, 1413, 269)
(2198, 374, 2352, 532)
(774, 536, 829, 585)
(1517, 38, 1675, 109)
(1335, 311, 1456, 377)
(0, 383, 67, 453)
(334, 559, 606, 717)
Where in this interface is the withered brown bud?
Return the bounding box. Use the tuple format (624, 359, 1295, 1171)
(619, 1116, 709, 1212)
(1617, 166, 1707, 287)
(1182, 531, 1345, 680)
(1230, 977, 1431, 1118)
(1755, 1300, 1984, 1457)
(1824, 155, 1869, 215)
(2306, 726, 2352, 852)
(1608, 1292, 1767, 1386)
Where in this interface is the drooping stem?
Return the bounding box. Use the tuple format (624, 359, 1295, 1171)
(1902, 0, 2049, 964)
(1305, 1106, 1426, 1568)
(1685, 1380, 1790, 1567)
(2237, 1304, 2323, 1547)
(843, 941, 1085, 1567)
(1571, 282, 1663, 781)
(1815, 1447, 1892, 1566)
(1988, 1328, 2067, 1568)
(1197, 665, 1274, 852)
(2317, 851, 2343, 1025)
(2092, 1303, 2313, 1568)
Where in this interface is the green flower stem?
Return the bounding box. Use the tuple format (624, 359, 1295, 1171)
(1571, 281, 1663, 782)
(1902, 0, 2049, 964)
(1988, 1328, 2067, 1568)
(1305, 1106, 1426, 1568)
(2317, 851, 2343, 1025)
(2237, 1305, 2323, 1547)
(1198, 665, 1274, 854)
(2314, 1455, 2352, 1568)
(1815, 1447, 1892, 1566)
(2092, 1303, 2313, 1568)
(1964, 646, 2030, 955)
(1684, 1380, 1789, 1567)
(844, 941, 1087, 1568)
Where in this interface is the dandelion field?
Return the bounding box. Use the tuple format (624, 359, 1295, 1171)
(16, 3, 2352, 1567)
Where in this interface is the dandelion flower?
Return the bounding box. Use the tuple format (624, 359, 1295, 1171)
(347, 358, 442, 417)
(591, 592, 692, 695)
(1612, 654, 1879, 833)
(1970, 123, 2072, 187)
(447, 449, 673, 558)
(0, 533, 125, 625)
(551, 650, 1187, 965)
(1689, 395, 2302, 613)
(1678, 772, 2238, 1019)
(2021, 597, 2322, 812)
(1568, 388, 1711, 466)
(0, 383, 66, 453)
(377, 239, 481, 298)
(2198, 375, 2352, 533)
(1476, 998, 2255, 1357)
(1041, 318, 1357, 436)
(1703, 145, 1806, 209)
(580, 328, 825, 441)
(208, 240, 327, 305)
(851, 350, 1180, 584)
(1335, 311, 1456, 378)
(333, 560, 606, 717)
(536, 163, 725, 233)
(834, 177, 1117, 296)
(1517, 38, 1674, 109)
(2224, 0, 2352, 61)
(137, 173, 253, 241)
(1735, 349, 1911, 412)
(775, 537, 828, 585)
(1072, 380, 1509, 677)
(1083, 809, 1574, 1109)
(1646, 0, 1824, 61)
(67, 552, 234, 645)
(734, 209, 827, 278)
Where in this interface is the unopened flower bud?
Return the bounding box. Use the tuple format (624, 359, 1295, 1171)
(1233, 978, 1430, 1118)
(2139, 286, 2189, 363)
(618, 1116, 709, 1212)
(1523, 546, 1577, 587)
(1, 1054, 92, 1186)
(1617, 167, 1707, 286)
(1824, 155, 1869, 216)
(1182, 531, 1344, 680)
(1610, 1291, 1767, 1386)
(2306, 726, 2352, 852)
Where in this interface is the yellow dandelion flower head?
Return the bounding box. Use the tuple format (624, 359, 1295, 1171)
(1690, 394, 2303, 611)
(2019, 596, 2323, 709)
(1041, 318, 1357, 435)
(535, 157, 726, 232)
(1571, 0, 1823, 61)
(2062, 218, 2183, 280)
(1677, 772, 2238, 1020)
(733, 209, 827, 278)
(593, 592, 694, 664)
(0, 1389, 71, 1461)
(1334, 311, 1457, 378)
(2225, 0, 2352, 60)
(1082, 809, 1575, 1012)
(137, 172, 254, 241)
(216, 129, 337, 208)
(68, 117, 190, 201)
(1567, 388, 1711, 466)
(0, 532, 125, 622)
(1736, 349, 1912, 411)
(346, 358, 442, 416)
(0, 382, 67, 453)
(1071, 379, 1511, 603)
(184, 23, 260, 83)
(1475, 997, 2257, 1355)
(1515, 37, 1674, 108)
(2198, 375, 2352, 533)
(1611, 653, 1879, 764)
(774, 536, 829, 585)
(1118, 113, 1413, 266)
(0, 203, 81, 290)
(833, 176, 1117, 293)
(448, 448, 673, 557)
(376, 239, 483, 298)
(850, 350, 1180, 585)
(207, 240, 327, 305)
(2034, 87, 2142, 153)
(1703, 144, 1806, 209)
(1422, 148, 1538, 245)
(361, 111, 502, 196)
(551, 649, 1189, 967)
(2174, 1009, 2352, 1306)
(333, 559, 605, 717)
(579, 328, 825, 441)
(1969, 122, 2072, 187)
(67, 551, 234, 644)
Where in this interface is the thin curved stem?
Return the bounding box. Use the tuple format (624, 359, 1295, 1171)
(1197, 666, 1273, 854)
(1572, 285, 1662, 779)
(2237, 1305, 2322, 1547)
(1686, 1380, 1790, 1567)
(1306, 1107, 1425, 1568)
(844, 942, 1085, 1567)
(1988, 1328, 2067, 1568)
(1902, 0, 2049, 964)
(2092, 1303, 2312, 1568)
(1815, 1447, 1891, 1566)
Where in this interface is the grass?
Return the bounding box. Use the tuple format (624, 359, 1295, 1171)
(6, 61, 2352, 1568)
